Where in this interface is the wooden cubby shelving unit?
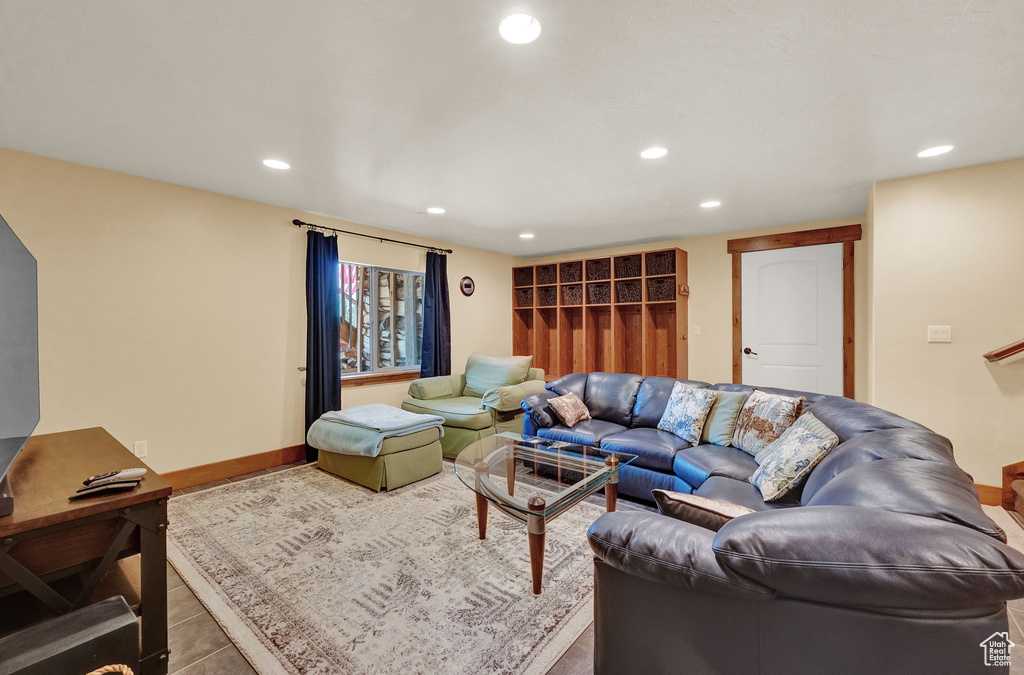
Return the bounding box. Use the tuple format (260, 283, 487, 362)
(513, 248, 688, 380)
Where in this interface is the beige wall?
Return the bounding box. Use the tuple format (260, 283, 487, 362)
(523, 216, 870, 395)
(870, 158, 1024, 486)
(0, 148, 513, 474)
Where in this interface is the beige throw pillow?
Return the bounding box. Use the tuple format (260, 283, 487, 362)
(548, 393, 591, 427)
(730, 390, 805, 457)
(652, 490, 756, 531)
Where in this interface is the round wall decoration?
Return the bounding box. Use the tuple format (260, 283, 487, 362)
(459, 276, 475, 296)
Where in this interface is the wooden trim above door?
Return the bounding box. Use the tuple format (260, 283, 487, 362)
(729, 224, 862, 398)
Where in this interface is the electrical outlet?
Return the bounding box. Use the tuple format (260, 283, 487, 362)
(133, 441, 148, 458)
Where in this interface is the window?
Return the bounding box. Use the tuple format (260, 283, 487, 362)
(340, 262, 424, 376)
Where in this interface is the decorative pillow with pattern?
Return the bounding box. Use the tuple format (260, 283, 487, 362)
(755, 411, 839, 464)
(548, 393, 591, 427)
(656, 382, 718, 446)
(750, 426, 835, 501)
(730, 390, 805, 457)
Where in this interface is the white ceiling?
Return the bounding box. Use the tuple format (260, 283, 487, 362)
(1, 1, 1022, 256)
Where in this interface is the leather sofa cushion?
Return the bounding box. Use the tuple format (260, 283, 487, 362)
(583, 373, 644, 427)
(694, 476, 792, 512)
(805, 396, 927, 443)
(545, 372, 588, 399)
(630, 376, 711, 429)
(673, 445, 760, 488)
(537, 419, 626, 446)
(713, 506, 1024, 609)
(801, 428, 955, 503)
(600, 428, 690, 472)
(401, 397, 492, 430)
(804, 458, 1005, 541)
(709, 383, 828, 407)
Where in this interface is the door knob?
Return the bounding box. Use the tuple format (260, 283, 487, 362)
(743, 347, 758, 356)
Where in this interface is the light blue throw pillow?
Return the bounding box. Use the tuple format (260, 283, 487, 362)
(754, 412, 839, 464)
(656, 382, 718, 446)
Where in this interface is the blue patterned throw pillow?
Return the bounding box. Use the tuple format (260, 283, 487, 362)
(656, 382, 717, 446)
(750, 426, 835, 501)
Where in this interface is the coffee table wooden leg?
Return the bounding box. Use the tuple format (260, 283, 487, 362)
(605, 454, 619, 513)
(527, 496, 546, 595)
(476, 493, 488, 540)
(506, 454, 516, 497)
(528, 530, 545, 595)
(605, 482, 617, 512)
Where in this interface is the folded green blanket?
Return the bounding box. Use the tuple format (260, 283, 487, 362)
(307, 404, 445, 457)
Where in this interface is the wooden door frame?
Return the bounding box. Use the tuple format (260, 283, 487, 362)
(727, 224, 862, 398)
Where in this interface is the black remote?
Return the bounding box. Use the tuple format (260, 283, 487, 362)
(69, 480, 142, 500)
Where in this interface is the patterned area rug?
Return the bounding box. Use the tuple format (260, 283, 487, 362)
(167, 464, 603, 675)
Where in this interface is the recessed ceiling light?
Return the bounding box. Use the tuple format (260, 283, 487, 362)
(499, 14, 542, 44)
(519, 233, 535, 239)
(262, 159, 290, 170)
(700, 201, 722, 208)
(640, 147, 668, 159)
(426, 207, 446, 215)
(917, 145, 954, 158)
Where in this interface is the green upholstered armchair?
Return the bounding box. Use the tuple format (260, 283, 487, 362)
(401, 354, 546, 459)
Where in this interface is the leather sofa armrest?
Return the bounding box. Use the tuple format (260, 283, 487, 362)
(481, 380, 547, 412)
(407, 374, 464, 400)
(588, 512, 774, 601)
(520, 390, 559, 428)
(713, 506, 1024, 609)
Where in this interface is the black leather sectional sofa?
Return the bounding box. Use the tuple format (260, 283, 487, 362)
(521, 372, 1024, 674)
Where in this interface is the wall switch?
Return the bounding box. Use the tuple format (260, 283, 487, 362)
(927, 326, 952, 343)
(693, 325, 702, 336)
(133, 441, 148, 458)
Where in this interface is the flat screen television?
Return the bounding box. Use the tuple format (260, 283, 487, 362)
(0, 212, 40, 516)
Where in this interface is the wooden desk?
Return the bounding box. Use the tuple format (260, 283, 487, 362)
(0, 428, 171, 674)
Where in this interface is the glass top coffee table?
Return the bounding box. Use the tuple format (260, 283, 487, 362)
(454, 432, 636, 595)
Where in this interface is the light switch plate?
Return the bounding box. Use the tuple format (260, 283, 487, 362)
(927, 326, 952, 343)
(693, 325, 701, 336)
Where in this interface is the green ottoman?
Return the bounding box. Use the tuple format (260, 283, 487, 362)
(318, 427, 443, 492)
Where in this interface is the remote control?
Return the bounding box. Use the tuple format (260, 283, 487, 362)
(83, 468, 147, 487)
(69, 480, 141, 500)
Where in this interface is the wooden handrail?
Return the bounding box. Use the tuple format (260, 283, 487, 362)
(983, 338, 1024, 363)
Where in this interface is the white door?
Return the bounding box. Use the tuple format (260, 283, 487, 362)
(741, 244, 844, 395)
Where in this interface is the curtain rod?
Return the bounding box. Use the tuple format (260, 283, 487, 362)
(292, 219, 453, 254)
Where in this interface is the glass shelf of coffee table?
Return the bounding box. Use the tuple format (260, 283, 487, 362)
(454, 432, 636, 594)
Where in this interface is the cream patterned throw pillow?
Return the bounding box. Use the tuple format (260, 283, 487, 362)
(548, 393, 591, 427)
(730, 390, 804, 457)
(750, 426, 835, 501)
(754, 411, 839, 464)
(656, 382, 718, 446)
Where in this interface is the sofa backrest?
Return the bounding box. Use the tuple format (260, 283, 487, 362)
(546, 372, 646, 427)
(631, 376, 711, 428)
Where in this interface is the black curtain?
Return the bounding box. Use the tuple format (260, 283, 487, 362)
(304, 230, 341, 462)
(420, 251, 451, 378)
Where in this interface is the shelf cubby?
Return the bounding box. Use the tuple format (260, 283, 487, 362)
(585, 258, 611, 281)
(558, 307, 586, 374)
(559, 260, 583, 283)
(614, 254, 642, 279)
(512, 308, 535, 357)
(537, 285, 558, 307)
(644, 303, 680, 378)
(560, 284, 583, 306)
(536, 264, 558, 286)
(534, 308, 559, 374)
(586, 307, 614, 373)
(513, 266, 534, 288)
(646, 277, 676, 303)
(586, 281, 611, 305)
(614, 305, 644, 374)
(644, 250, 676, 277)
(615, 279, 642, 304)
(514, 287, 534, 308)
